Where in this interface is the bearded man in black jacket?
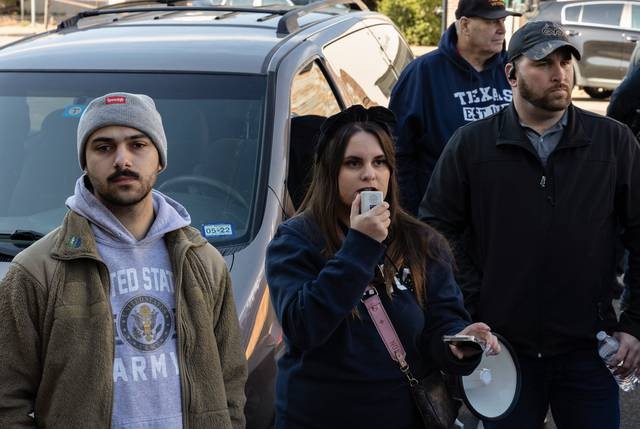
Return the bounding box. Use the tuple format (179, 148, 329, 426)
(420, 21, 640, 429)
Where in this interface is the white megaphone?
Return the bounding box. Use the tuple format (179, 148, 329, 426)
(451, 333, 521, 421)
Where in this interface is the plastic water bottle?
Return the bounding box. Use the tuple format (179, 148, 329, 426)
(596, 331, 639, 392)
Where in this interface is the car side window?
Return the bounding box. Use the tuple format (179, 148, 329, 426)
(290, 60, 341, 117)
(632, 5, 640, 29)
(367, 24, 414, 77)
(323, 28, 395, 107)
(563, 4, 581, 23)
(581, 3, 623, 27)
(288, 61, 341, 209)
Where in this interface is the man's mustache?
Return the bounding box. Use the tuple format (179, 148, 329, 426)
(108, 170, 140, 182)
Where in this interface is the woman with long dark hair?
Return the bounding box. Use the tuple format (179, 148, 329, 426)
(266, 105, 499, 428)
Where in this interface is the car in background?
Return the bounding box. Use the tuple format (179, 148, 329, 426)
(193, 0, 295, 6)
(531, 0, 640, 98)
(0, 0, 18, 13)
(0, 0, 413, 426)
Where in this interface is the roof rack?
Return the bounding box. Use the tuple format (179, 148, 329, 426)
(57, 4, 290, 30)
(277, 0, 368, 36)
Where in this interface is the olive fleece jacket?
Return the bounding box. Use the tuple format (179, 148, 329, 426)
(0, 211, 247, 428)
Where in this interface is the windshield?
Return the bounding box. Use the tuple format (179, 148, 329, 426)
(0, 72, 266, 247)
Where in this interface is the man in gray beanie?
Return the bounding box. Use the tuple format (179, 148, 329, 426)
(77, 92, 168, 172)
(0, 92, 247, 428)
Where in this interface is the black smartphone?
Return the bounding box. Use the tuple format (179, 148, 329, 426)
(442, 334, 485, 352)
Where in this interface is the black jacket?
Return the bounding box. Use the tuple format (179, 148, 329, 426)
(420, 103, 640, 357)
(265, 215, 477, 428)
(608, 67, 640, 136)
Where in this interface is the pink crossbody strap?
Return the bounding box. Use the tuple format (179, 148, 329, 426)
(362, 285, 409, 368)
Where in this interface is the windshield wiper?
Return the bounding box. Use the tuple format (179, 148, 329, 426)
(0, 245, 17, 259)
(0, 230, 45, 242)
(0, 231, 45, 257)
(11, 230, 45, 241)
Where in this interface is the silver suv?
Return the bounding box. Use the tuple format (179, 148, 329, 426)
(0, 1, 413, 426)
(532, 0, 640, 98)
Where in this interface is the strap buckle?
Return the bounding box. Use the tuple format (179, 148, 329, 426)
(361, 285, 378, 302)
(398, 357, 419, 386)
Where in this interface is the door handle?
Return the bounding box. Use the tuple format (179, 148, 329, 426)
(625, 34, 639, 42)
(565, 30, 580, 37)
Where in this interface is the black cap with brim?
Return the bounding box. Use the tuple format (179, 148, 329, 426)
(507, 21, 582, 63)
(455, 0, 522, 19)
(471, 8, 522, 19)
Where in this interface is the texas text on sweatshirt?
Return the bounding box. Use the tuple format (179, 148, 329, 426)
(66, 175, 191, 429)
(389, 23, 512, 214)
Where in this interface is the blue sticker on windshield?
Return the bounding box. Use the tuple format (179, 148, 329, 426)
(202, 223, 234, 238)
(63, 104, 86, 118)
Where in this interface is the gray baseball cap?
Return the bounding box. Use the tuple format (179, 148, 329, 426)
(507, 21, 581, 63)
(77, 92, 167, 172)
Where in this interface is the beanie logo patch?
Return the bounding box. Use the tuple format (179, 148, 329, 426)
(105, 96, 127, 105)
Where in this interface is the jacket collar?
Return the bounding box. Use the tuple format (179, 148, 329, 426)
(51, 210, 207, 261)
(164, 223, 208, 263)
(51, 211, 102, 261)
(496, 103, 591, 154)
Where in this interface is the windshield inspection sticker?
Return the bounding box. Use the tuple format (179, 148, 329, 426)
(63, 104, 86, 118)
(202, 223, 234, 238)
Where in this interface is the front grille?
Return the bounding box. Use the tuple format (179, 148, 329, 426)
(0, 255, 13, 262)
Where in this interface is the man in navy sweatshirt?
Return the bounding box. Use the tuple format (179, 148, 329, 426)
(389, 0, 520, 214)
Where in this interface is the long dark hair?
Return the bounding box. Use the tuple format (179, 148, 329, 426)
(298, 106, 450, 306)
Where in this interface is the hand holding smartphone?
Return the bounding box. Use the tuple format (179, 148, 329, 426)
(442, 334, 485, 353)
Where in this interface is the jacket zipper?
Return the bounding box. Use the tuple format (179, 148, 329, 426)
(537, 151, 558, 358)
(96, 259, 116, 428)
(175, 246, 189, 429)
(527, 148, 553, 358)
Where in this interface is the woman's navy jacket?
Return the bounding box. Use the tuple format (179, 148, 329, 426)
(265, 214, 478, 429)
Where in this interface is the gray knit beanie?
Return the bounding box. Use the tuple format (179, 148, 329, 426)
(77, 92, 167, 171)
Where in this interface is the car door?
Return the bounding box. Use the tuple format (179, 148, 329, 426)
(365, 24, 414, 81)
(563, 1, 626, 82)
(322, 27, 397, 107)
(287, 59, 342, 209)
(622, 1, 640, 71)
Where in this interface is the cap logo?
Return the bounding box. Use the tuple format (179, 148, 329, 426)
(105, 96, 127, 105)
(489, 0, 505, 7)
(542, 23, 564, 38)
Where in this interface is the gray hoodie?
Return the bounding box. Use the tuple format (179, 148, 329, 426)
(66, 176, 191, 429)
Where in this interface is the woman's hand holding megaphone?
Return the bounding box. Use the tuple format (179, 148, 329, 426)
(350, 193, 390, 243)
